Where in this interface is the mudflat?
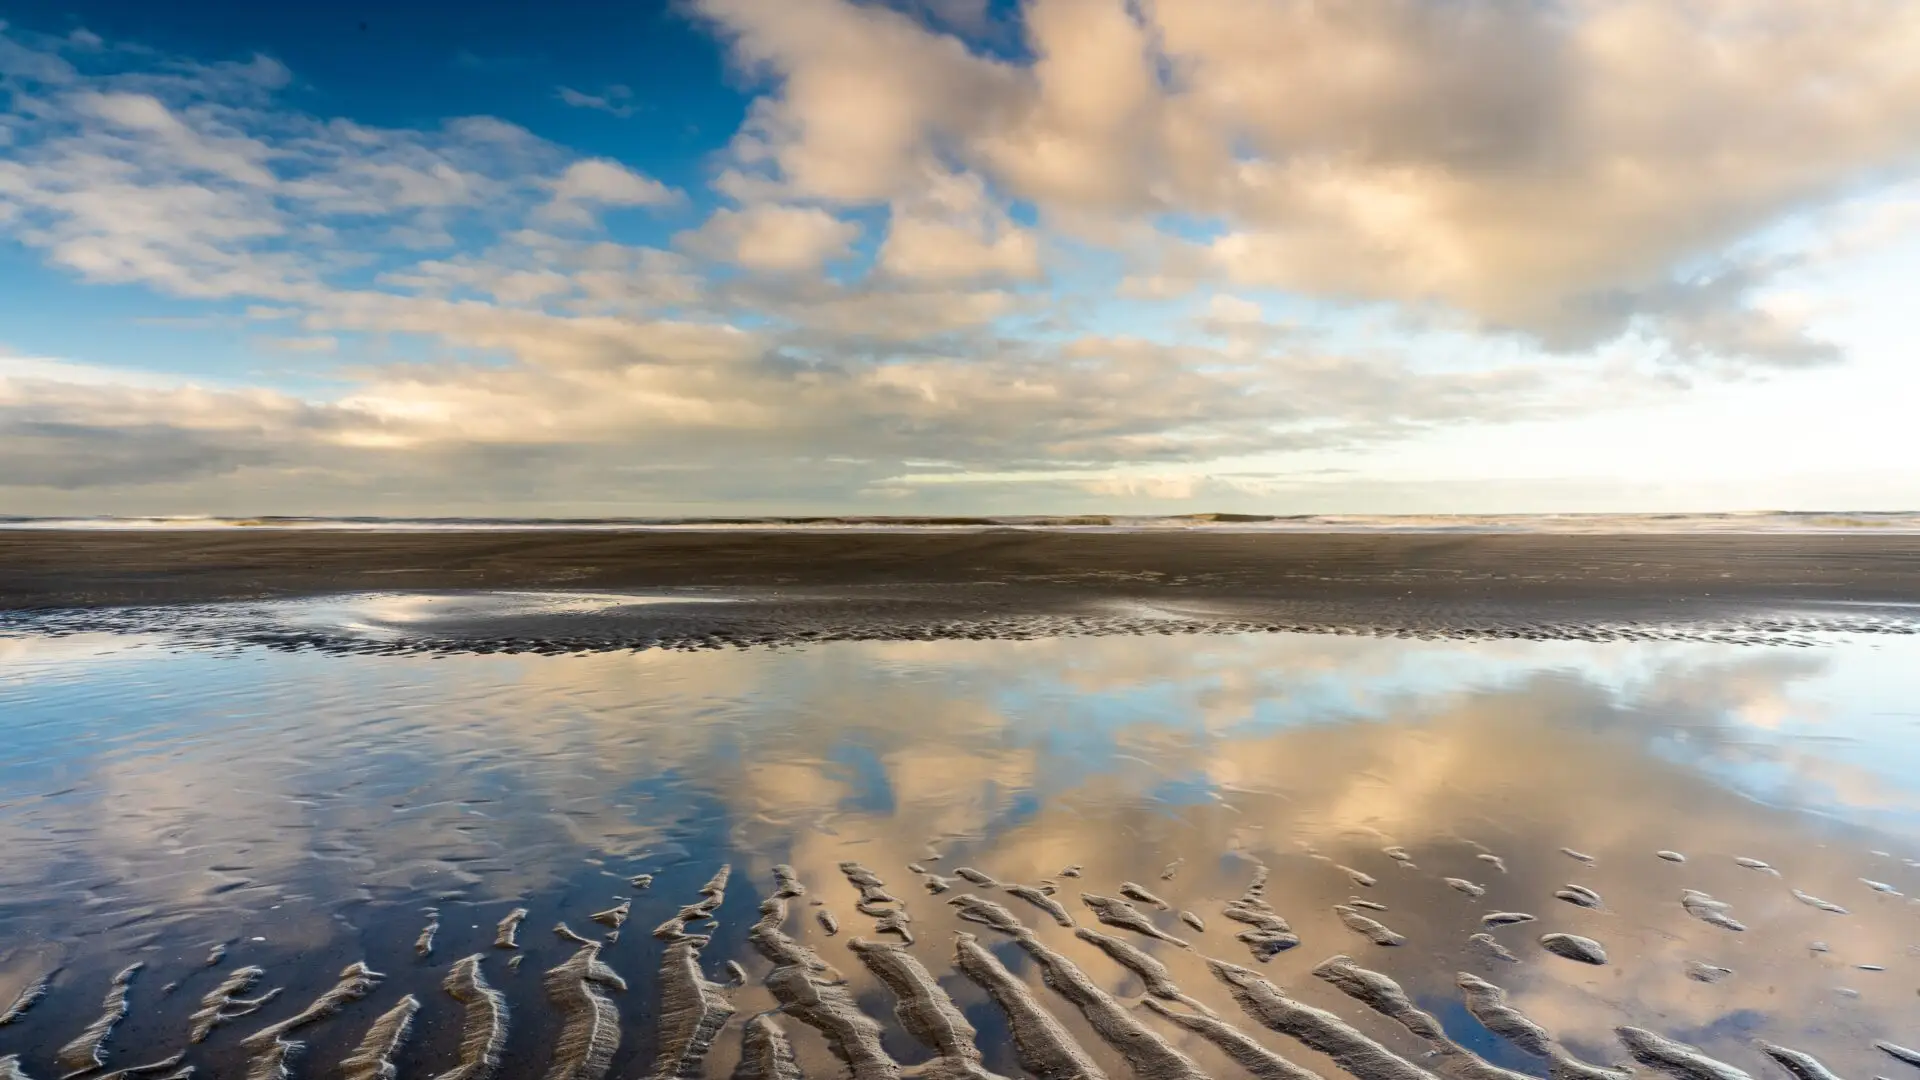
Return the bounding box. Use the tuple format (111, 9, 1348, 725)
(7, 535, 1920, 1075)
(5, 612, 1920, 1080)
(6, 529, 1920, 648)
(8, 528, 1920, 607)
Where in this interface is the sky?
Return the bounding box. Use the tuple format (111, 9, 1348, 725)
(2, 0, 1920, 517)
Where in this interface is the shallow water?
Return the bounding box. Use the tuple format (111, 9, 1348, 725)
(3, 614, 1918, 1080)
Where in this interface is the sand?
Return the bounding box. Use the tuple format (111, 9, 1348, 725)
(6, 853, 1912, 1080)
(5, 529, 1920, 650)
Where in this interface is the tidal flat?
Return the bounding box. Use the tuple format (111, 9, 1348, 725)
(3, 599, 1919, 1080)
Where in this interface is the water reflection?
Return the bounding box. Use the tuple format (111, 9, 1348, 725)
(0, 629, 1916, 1080)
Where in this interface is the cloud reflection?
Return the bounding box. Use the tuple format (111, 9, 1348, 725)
(0, 630, 1914, 1077)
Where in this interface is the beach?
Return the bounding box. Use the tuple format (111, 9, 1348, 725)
(5, 528, 1920, 651)
(4, 530, 1920, 1079)
(3, 626, 1918, 1080)
(8, 1, 1920, 1075)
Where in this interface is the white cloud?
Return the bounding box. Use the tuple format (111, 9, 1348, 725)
(1205, 295, 1260, 323)
(0, 40, 581, 301)
(0, 354, 213, 390)
(0, 11, 1916, 512)
(2, 313, 1616, 504)
(675, 202, 861, 272)
(547, 159, 674, 206)
(877, 166, 1040, 282)
(694, 0, 1920, 358)
(699, 0, 1016, 203)
(536, 158, 678, 226)
(255, 335, 338, 354)
(75, 91, 276, 187)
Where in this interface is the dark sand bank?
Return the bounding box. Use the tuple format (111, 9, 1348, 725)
(7, 529, 1920, 647)
(12, 529, 1920, 607)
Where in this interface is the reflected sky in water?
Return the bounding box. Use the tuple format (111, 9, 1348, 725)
(1, 626, 1917, 1080)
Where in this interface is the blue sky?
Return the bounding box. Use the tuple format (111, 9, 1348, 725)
(3, 0, 1920, 516)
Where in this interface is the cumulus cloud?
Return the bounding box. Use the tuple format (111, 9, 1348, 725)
(876, 166, 1041, 283)
(0, 7, 1915, 511)
(537, 157, 678, 225)
(675, 202, 861, 272)
(702, 0, 1016, 204)
(696, 0, 1920, 357)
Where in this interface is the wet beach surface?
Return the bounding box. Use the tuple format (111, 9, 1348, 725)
(8, 530, 1920, 648)
(4, 606, 1920, 1080)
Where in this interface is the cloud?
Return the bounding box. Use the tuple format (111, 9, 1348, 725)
(536, 157, 678, 225)
(695, 0, 1920, 360)
(254, 335, 338, 353)
(699, 0, 1017, 203)
(556, 84, 635, 118)
(0, 11, 1914, 512)
(876, 0, 996, 37)
(1614, 259, 1843, 370)
(675, 202, 861, 272)
(876, 166, 1041, 283)
(0, 361, 349, 487)
(0, 39, 576, 301)
(0, 287, 1626, 509)
(10, 627, 1915, 1066)
(75, 91, 277, 186)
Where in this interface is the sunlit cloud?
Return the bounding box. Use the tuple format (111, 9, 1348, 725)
(2, 3, 1919, 512)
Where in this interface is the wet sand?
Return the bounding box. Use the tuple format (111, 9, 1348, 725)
(4, 630, 1919, 1080)
(10, 834, 1914, 1080)
(6, 534, 1920, 1076)
(6, 530, 1920, 649)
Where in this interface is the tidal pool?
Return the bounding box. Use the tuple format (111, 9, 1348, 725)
(1, 620, 1916, 1080)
